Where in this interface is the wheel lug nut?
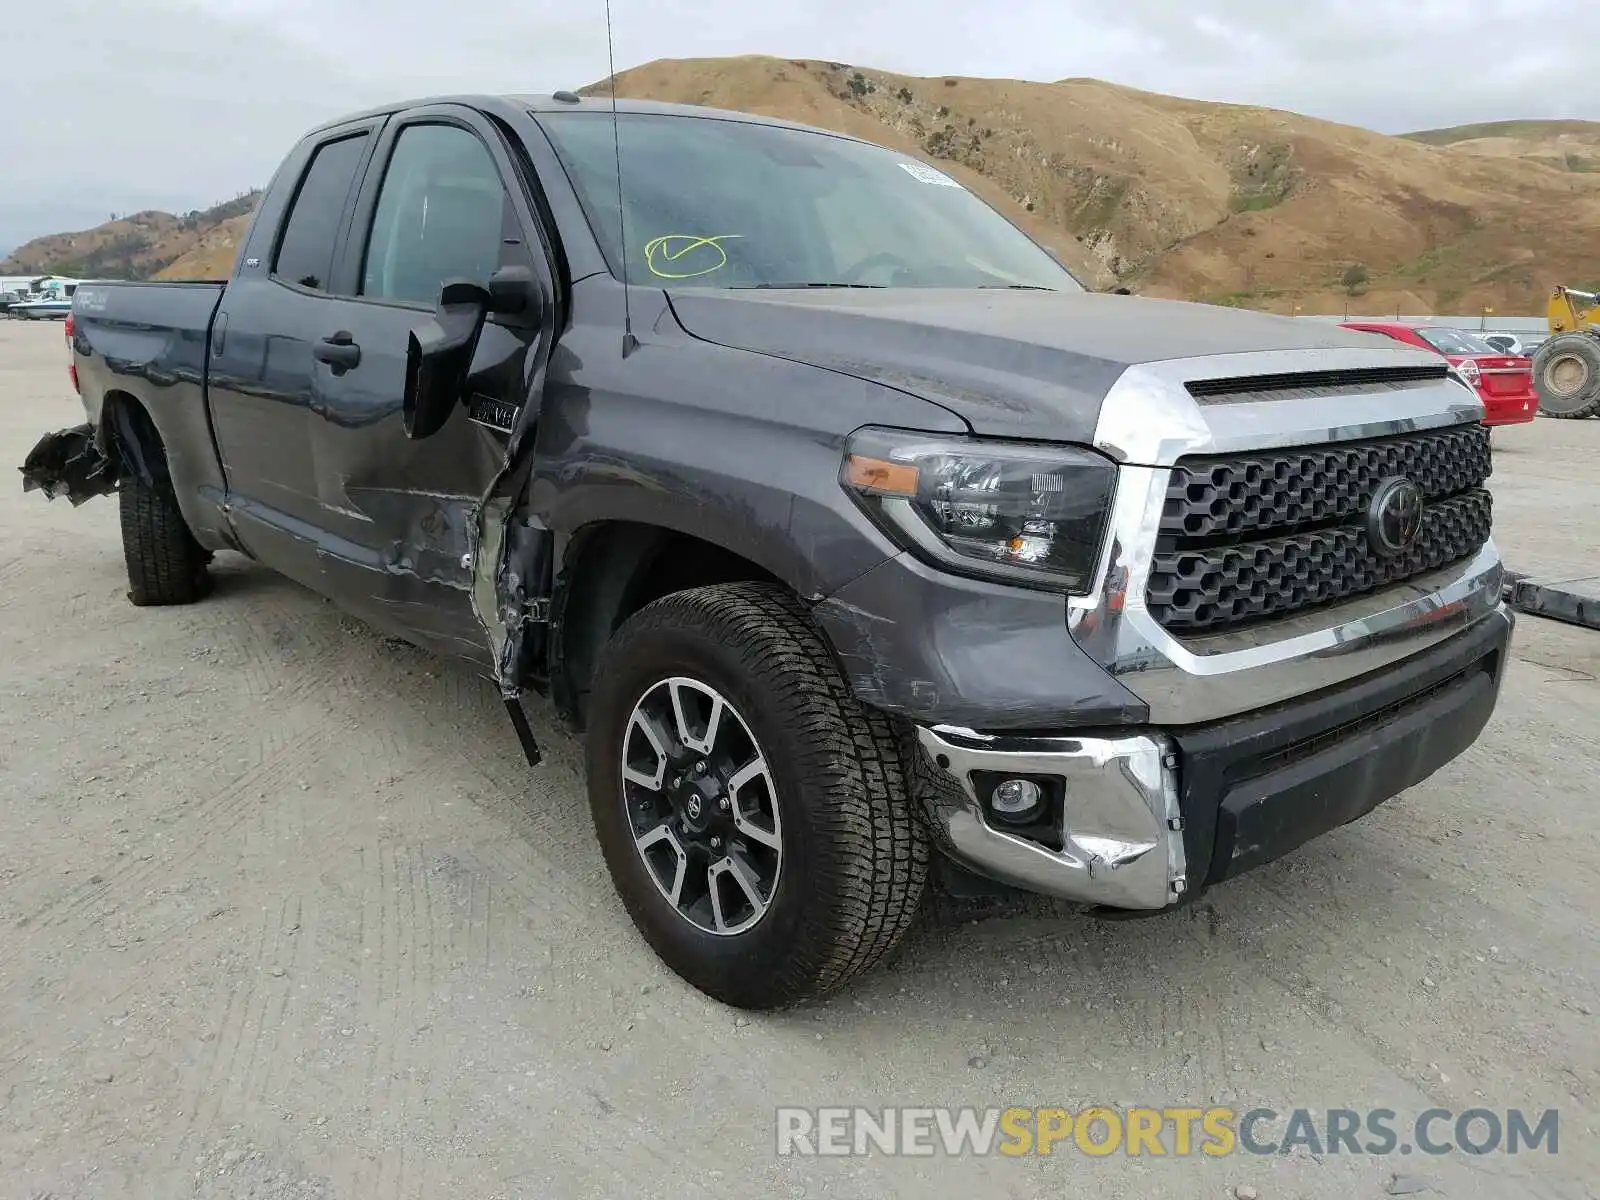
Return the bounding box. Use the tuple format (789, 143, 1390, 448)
(718, 797, 730, 812)
(694, 760, 708, 775)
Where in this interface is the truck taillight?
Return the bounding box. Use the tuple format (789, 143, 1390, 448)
(64, 313, 78, 393)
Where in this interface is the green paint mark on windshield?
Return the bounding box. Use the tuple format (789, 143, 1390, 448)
(644, 234, 743, 279)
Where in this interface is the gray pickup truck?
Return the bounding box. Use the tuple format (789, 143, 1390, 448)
(23, 93, 1512, 1009)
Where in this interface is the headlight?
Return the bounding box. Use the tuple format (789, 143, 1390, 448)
(840, 426, 1117, 593)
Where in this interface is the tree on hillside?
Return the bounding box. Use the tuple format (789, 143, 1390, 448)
(1340, 263, 1370, 296)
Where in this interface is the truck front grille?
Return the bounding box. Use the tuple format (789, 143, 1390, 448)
(1146, 423, 1493, 633)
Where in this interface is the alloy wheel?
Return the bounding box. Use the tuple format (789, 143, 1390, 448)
(620, 676, 783, 935)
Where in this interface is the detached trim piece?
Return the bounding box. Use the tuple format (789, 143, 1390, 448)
(1506, 573, 1600, 631)
(19, 423, 118, 506)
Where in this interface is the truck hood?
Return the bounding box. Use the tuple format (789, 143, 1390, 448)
(666, 288, 1397, 442)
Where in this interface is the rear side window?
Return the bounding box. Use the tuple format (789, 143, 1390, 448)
(360, 123, 515, 305)
(273, 133, 370, 292)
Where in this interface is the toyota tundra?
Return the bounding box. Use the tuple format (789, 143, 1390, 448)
(21, 93, 1512, 1009)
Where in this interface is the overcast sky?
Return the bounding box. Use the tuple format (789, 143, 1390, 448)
(3, 0, 1594, 254)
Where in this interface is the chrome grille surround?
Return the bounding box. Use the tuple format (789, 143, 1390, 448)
(1068, 346, 1505, 725)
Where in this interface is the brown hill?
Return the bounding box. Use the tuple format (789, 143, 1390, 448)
(153, 213, 256, 280)
(588, 58, 1600, 314)
(10, 60, 1600, 313)
(1404, 119, 1600, 173)
(0, 193, 261, 281)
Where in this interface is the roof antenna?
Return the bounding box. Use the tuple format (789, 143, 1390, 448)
(605, 0, 637, 357)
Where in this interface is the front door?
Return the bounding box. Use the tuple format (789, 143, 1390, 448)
(301, 108, 557, 666)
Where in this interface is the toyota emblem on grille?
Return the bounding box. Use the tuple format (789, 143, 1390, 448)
(1367, 476, 1425, 557)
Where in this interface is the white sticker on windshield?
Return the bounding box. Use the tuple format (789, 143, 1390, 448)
(899, 161, 962, 187)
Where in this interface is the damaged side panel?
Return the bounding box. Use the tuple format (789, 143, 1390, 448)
(20, 424, 118, 505)
(276, 303, 545, 671)
(469, 339, 554, 701)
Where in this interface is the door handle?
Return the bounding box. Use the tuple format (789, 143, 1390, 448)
(313, 331, 361, 372)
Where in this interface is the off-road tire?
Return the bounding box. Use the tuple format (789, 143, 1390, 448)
(119, 472, 210, 605)
(585, 581, 929, 1009)
(1532, 333, 1600, 419)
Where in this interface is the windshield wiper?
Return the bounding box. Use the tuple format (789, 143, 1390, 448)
(737, 282, 887, 289)
(977, 284, 1057, 291)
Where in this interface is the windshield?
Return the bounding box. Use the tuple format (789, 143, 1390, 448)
(1417, 327, 1497, 355)
(537, 111, 1083, 292)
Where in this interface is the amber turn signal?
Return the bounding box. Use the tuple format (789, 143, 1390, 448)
(844, 454, 919, 496)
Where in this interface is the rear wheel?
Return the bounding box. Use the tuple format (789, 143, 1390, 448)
(1532, 333, 1600, 419)
(585, 582, 929, 1009)
(119, 471, 211, 606)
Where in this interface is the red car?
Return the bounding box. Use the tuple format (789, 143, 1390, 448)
(1339, 321, 1538, 426)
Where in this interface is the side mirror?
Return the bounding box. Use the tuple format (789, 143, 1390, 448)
(487, 265, 539, 317)
(404, 280, 489, 440)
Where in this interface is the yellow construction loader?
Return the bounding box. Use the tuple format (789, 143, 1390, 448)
(1532, 286, 1600, 418)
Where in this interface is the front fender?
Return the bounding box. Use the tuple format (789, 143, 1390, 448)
(534, 333, 957, 602)
(812, 550, 1149, 731)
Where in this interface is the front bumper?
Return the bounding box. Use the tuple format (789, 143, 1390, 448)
(913, 604, 1513, 909)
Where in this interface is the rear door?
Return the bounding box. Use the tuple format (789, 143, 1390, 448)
(207, 120, 382, 576)
(298, 104, 560, 664)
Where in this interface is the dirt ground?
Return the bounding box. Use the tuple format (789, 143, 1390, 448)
(1, 319, 1595, 1199)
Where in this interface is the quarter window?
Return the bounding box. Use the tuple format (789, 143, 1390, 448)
(272, 133, 369, 292)
(361, 123, 515, 304)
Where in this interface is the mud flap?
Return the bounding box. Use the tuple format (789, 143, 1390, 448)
(19, 424, 118, 506)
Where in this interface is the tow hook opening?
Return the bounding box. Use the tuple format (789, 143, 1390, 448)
(19, 423, 118, 506)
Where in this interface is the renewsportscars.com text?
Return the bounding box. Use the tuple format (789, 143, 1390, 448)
(775, 1106, 1559, 1158)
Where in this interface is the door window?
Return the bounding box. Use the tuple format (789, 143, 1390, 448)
(272, 133, 370, 292)
(360, 123, 515, 305)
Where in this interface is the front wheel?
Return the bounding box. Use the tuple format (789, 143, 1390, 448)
(585, 582, 929, 1009)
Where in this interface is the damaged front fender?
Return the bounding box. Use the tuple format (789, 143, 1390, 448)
(19, 424, 118, 506)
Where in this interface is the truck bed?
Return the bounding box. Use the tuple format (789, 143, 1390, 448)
(52, 278, 231, 516)
(74, 279, 226, 343)
(71, 279, 225, 410)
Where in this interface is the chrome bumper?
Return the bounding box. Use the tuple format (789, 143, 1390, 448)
(915, 725, 1187, 910)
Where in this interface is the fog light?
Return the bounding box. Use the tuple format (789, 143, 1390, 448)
(990, 778, 1043, 820)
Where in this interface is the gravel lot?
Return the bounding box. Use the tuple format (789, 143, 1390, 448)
(1, 318, 1596, 1199)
